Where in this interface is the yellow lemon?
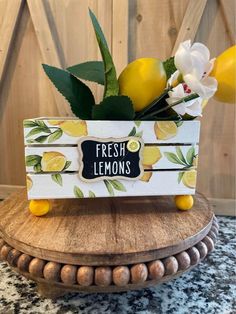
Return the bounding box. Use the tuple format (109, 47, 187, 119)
(26, 176, 33, 191)
(154, 121, 178, 140)
(140, 165, 153, 182)
(174, 195, 194, 211)
(118, 58, 167, 112)
(182, 170, 197, 189)
(127, 139, 140, 152)
(29, 199, 51, 216)
(142, 146, 162, 165)
(210, 45, 236, 104)
(60, 120, 88, 137)
(41, 151, 67, 172)
(48, 120, 64, 126)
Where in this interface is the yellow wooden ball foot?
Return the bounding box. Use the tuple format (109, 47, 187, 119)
(174, 195, 194, 211)
(29, 200, 51, 216)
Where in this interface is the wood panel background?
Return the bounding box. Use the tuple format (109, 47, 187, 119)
(0, 0, 235, 213)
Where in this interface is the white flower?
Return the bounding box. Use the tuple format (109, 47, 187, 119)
(166, 84, 202, 117)
(172, 40, 217, 99)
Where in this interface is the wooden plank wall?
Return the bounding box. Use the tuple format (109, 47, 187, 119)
(0, 0, 235, 212)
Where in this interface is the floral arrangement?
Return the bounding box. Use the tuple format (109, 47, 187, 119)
(43, 9, 235, 121)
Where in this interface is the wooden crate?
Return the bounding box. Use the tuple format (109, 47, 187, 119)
(24, 118, 200, 199)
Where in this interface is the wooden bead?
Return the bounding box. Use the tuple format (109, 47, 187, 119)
(202, 236, 215, 253)
(17, 254, 32, 272)
(130, 263, 148, 284)
(0, 244, 12, 261)
(195, 241, 208, 259)
(113, 266, 130, 287)
(61, 265, 77, 285)
(208, 231, 217, 242)
(7, 249, 21, 267)
(186, 247, 200, 265)
(148, 260, 165, 280)
(77, 266, 94, 286)
(29, 258, 46, 277)
(95, 267, 112, 287)
(163, 256, 178, 275)
(211, 225, 219, 235)
(43, 262, 61, 282)
(175, 252, 191, 270)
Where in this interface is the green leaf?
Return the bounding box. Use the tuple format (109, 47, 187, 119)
(164, 152, 185, 165)
(109, 180, 126, 192)
(92, 96, 135, 120)
(136, 131, 143, 137)
(104, 180, 114, 196)
(36, 120, 48, 128)
(24, 120, 38, 128)
(67, 61, 105, 85)
(34, 164, 42, 173)
(26, 127, 48, 138)
(74, 186, 84, 198)
(89, 9, 119, 98)
(34, 135, 49, 143)
(175, 121, 183, 127)
(47, 129, 63, 143)
(25, 155, 42, 167)
(163, 57, 177, 80)
(51, 174, 63, 186)
(42, 64, 95, 119)
(178, 172, 184, 184)
(89, 190, 96, 198)
(134, 121, 141, 128)
(186, 146, 195, 166)
(128, 127, 136, 136)
(63, 161, 72, 171)
(175, 147, 187, 164)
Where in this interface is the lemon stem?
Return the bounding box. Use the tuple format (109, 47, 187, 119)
(135, 87, 172, 119)
(140, 93, 199, 120)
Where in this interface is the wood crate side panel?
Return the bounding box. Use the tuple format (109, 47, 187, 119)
(25, 145, 199, 172)
(26, 171, 197, 199)
(24, 119, 200, 145)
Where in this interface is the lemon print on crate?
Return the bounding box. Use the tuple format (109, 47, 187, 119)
(41, 152, 67, 172)
(26, 175, 33, 191)
(127, 139, 140, 153)
(48, 120, 64, 126)
(154, 121, 178, 140)
(182, 170, 197, 189)
(140, 147, 162, 182)
(60, 120, 88, 137)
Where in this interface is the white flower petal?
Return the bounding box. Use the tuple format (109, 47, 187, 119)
(166, 97, 180, 105)
(191, 43, 210, 61)
(167, 70, 180, 87)
(174, 42, 193, 75)
(184, 74, 217, 99)
(172, 103, 186, 115)
(185, 99, 202, 117)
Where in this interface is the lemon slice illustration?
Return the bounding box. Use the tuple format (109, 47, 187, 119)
(26, 175, 33, 191)
(182, 170, 197, 189)
(60, 120, 88, 137)
(154, 121, 177, 140)
(41, 152, 67, 172)
(127, 139, 140, 152)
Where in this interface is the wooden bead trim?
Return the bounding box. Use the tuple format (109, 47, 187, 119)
(0, 217, 219, 288)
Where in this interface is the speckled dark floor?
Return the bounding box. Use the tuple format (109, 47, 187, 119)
(0, 216, 235, 314)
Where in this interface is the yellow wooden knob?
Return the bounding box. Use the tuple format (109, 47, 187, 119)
(29, 199, 51, 216)
(174, 195, 194, 210)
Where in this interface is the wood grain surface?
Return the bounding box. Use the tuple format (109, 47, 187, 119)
(0, 189, 213, 266)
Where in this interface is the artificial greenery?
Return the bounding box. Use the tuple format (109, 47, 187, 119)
(42, 9, 192, 121)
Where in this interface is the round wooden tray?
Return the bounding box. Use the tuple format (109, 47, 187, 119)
(0, 189, 218, 298)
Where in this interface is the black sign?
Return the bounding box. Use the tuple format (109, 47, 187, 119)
(78, 137, 144, 182)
